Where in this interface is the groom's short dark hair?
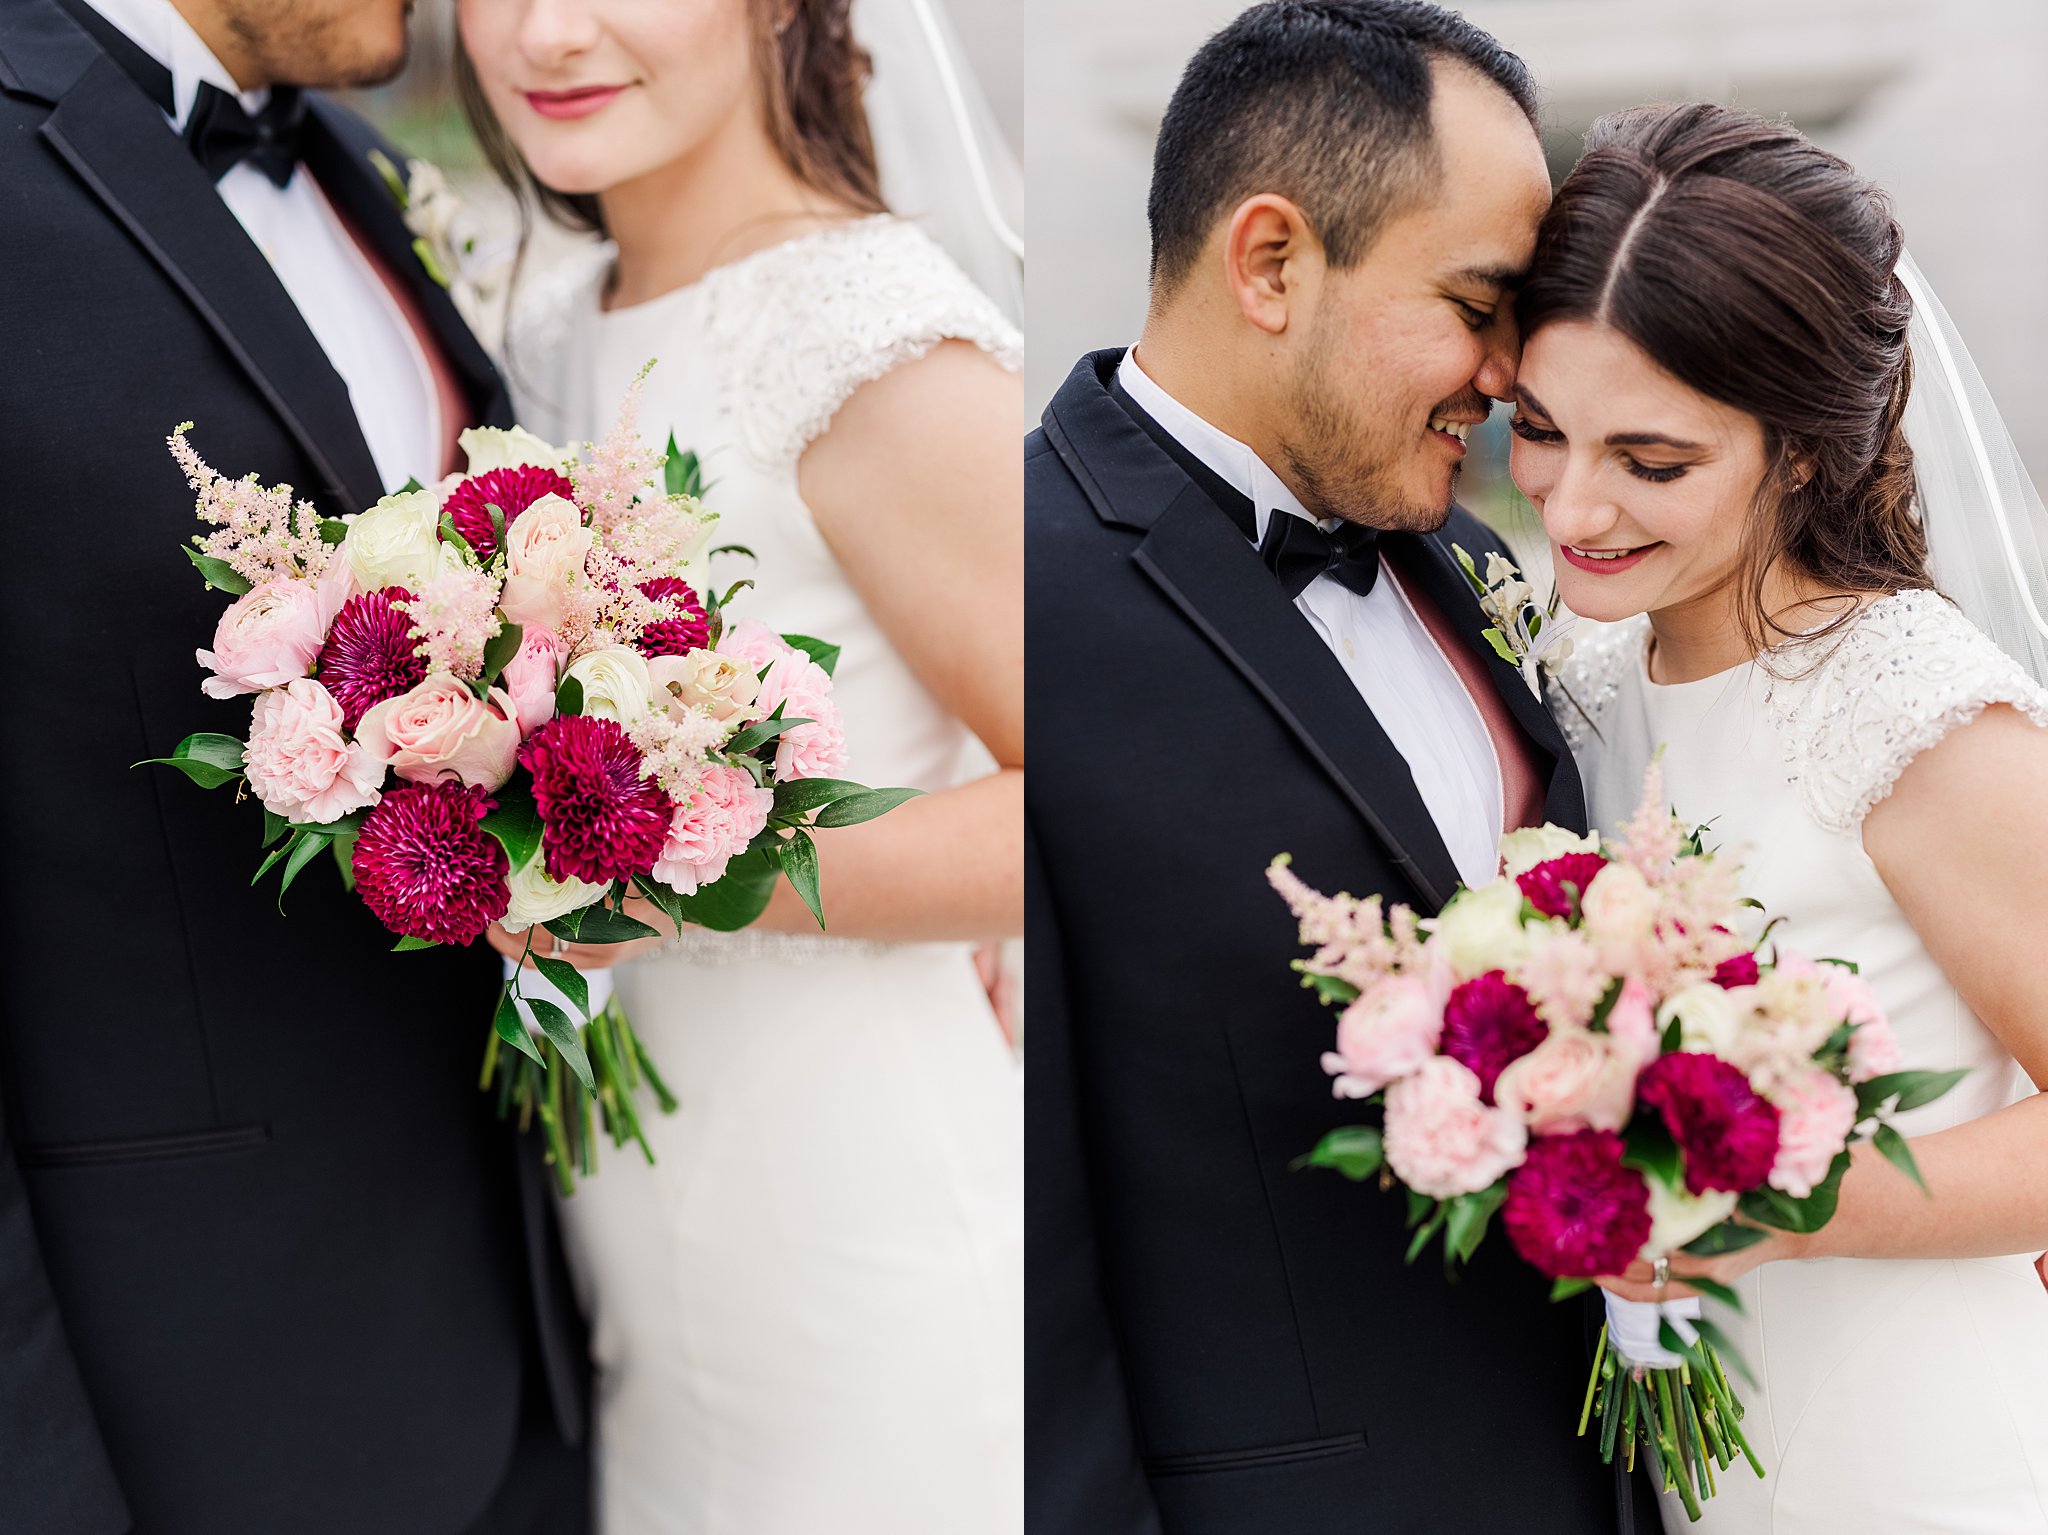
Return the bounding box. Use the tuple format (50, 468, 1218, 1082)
(1147, 0, 1538, 295)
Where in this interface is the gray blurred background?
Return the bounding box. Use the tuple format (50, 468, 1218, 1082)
(1029, 0, 2048, 532)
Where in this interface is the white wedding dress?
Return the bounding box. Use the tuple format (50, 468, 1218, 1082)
(1559, 589, 2048, 1533)
(512, 215, 1023, 1535)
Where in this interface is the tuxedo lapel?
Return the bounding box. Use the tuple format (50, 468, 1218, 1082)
(36, 54, 385, 514)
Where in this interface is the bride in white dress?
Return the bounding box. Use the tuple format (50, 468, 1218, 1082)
(1516, 106, 2048, 1532)
(457, 1, 1021, 1530)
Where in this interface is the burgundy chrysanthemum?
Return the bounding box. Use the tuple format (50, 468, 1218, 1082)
(317, 587, 427, 730)
(1712, 952, 1761, 989)
(521, 714, 672, 884)
(1637, 1052, 1782, 1194)
(634, 576, 711, 658)
(1503, 1130, 1654, 1278)
(352, 781, 510, 945)
(1440, 970, 1548, 1104)
(1516, 851, 1612, 920)
(443, 465, 579, 559)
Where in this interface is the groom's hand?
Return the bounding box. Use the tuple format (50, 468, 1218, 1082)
(484, 922, 664, 971)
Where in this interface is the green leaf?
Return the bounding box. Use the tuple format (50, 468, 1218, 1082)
(634, 876, 690, 938)
(669, 848, 780, 931)
(1682, 1222, 1771, 1257)
(410, 235, 452, 289)
(526, 996, 594, 1093)
(529, 954, 591, 1022)
(1621, 1119, 1684, 1193)
(558, 904, 660, 945)
(487, 502, 507, 553)
(393, 934, 440, 951)
(544, 905, 584, 941)
(318, 517, 350, 546)
(493, 987, 545, 1067)
(278, 829, 332, 902)
(481, 792, 543, 873)
(1290, 1125, 1383, 1182)
(367, 146, 409, 205)
(331, 829, 357, 891)
(1855, 1067, 1970, 1117)
(1682, 1274, 1742, 1309)
(1872, 1122, 1929, 1193)
(709, 543, 754, 560)
(261, 809, 291, 847)
(397, 477, 425, 495)
(556, 673, 584, 717)
(810, 786, 923, 829)
(1303, 972, 1360, 1006)
(663, 434, 707, 499)
(1482, 628, 1518, 665)
(182, 543, 252, 595)
(1404, 1201, 1450, 1264)
(718, 578, 755, 609)
(1404, 1187, 1434, 1228)
(136, 731, 247, 789)
(780, 633, 842, 677)
(727, 713, 816, 756)
(1450, 541, 1486, 594)
(438, 510, 472, 556)
(1739, 1149, 1851, 1233)
(769, 777, 866, 819)
(1445, 1183, 1508, 1265)
(251, 832, 296, 886)
(1549, 1276, 1597, 1302)
(780, 829, 825, 929)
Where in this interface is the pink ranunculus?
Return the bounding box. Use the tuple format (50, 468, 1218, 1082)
(651, 763, 775, 894)
(498, 493, 594, 632)
(500, 625, 567, 737)
(1495, 1026, 1639, 1135)
(1321, 975, 1446, 1099)
(1382, 1056, 1529, 1199)
(356, 675, 521, 790)
(1767, 1065, 1861, 1199)
(243, 677, 383, 824)
(753, 650, 847, 781)
(717, 616, 795, 674)
(197, 578, 331, 698)
(1604, 977, 1661, 1067)
(1824, 968, 1903, 1082)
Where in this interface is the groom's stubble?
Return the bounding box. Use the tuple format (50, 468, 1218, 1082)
(196, 0, 415, 90)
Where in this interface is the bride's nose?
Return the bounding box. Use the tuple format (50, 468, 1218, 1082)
(518, 0, 602, 65)
(1538, 457, 1624, 547)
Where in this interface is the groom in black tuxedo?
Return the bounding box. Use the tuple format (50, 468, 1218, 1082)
(0, 1, 586, 1531)
(1028, 4, 1659, 1532)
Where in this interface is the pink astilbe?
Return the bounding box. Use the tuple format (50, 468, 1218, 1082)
(1612, 758, 1683, 882)
(570, 364, 664, 536)
(169, 424, 331, 586)
(1265, 856, 1398, 994)
(626, 706, 732, 801)
(608, 495, 709, 577)
(1512, 927, 1610, 1031)
(396, 563, 501, 681)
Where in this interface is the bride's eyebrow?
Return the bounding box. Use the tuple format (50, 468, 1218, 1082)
(1512, 384, 1553, 417)
(1606, 431, 1705, 451)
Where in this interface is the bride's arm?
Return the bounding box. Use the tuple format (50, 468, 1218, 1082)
(673, 339, 1022, 943)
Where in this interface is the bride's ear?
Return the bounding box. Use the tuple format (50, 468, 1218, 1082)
(1220, 194, 1319, 337)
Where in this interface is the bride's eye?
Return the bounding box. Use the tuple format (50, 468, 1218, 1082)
(1626, 459, 1688, 484)
(1509, 415, 1561, 444)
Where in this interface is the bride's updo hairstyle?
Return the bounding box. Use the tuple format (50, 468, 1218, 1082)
(1517, 103, 1932, 653)
(456, 0, 887, 237)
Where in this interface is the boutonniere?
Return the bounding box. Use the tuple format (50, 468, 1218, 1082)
(369, 149, 506, 334)
(1452, 542, 1596, 734)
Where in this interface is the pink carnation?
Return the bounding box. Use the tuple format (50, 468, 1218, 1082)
(1381, 1056, 1528, 1199)
(1502, 1129, 1654, 1278)
(1439, 971, 1548, 1104)
(197, 578, 331, 698)
(243, 678, 384, 824)
(717, 617, 793, 673)
(1516, 851, 1611, 920)
(1824, 969, 1902, 1082)
(1767, 1066, 1860, 1199)
(651, 763, 774, 894)
(521, 714, 673, 884)
(1637, 1051, 1783, 1195)
(1321, 974, 1446, 1099)
(351, 781, 509, 945)
(753, 650, 847, 781)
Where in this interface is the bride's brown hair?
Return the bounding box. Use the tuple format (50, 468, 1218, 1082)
(455, 0, 889, 238)
(1516, 103, 1932, 657)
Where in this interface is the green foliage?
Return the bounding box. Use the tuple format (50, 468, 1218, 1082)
(780, 634, 842, 677)
(524, 996, 594, 1093)
(492, 986, 544, 1066)
(1290, 1125, 1383, 1181)
(481, 789, 544, 873)
(137, 732, 246, 789)
(183, 544, 251, 595)
(530, 954, 591, 1022)
(1739, 1149, 1851, 1232)
(811, 787, 922, 828)
(780, 830, 824, 929)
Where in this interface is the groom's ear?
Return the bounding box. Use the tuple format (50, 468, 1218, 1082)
(1221, 195, 1322, 337)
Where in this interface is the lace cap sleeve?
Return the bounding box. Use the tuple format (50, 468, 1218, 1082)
(1548, 616, 1647, 757)
(1770, 589, 2048, 833)
(711, 216, 1023, 471)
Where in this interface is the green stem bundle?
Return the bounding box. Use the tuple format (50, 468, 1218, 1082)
(1580, 1322, 1764, 1521)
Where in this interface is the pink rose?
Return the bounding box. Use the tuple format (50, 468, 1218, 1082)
(717, 617, 794, 674)
(357, 675, 521, 790)
(1824, 969, 1902, 1082)
(498, 494, 593, 632)
(1495, 1026, 1639, 1135)
(197, 578, 331, 698)
(754, 650, 847, 781)
(500, 626, 567, 737)
(1579, 862, 1660, 974)
(1767, 1065, 1860, 1198)
(1382, 1056, 1529, 1199)
(1322, 975, 1445, 1099)
(243, 678, 384, 824)
(646, 649, 763, 724)
(1604, 978, 1660, 1067)
(650, 763, 775, 894)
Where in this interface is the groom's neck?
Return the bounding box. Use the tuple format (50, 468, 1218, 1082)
(170, 0, 266, 90)
(1132, 315, 1285, 473)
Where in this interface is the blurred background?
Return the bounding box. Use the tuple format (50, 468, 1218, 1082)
(1028, 0, 2048, 552)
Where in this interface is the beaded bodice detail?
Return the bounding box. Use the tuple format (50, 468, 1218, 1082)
(1553, 591, 2048, 835)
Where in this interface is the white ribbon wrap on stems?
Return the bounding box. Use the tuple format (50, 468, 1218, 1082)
(502, 956, 613, 1033)
(1604, 1291, 1702, 1370)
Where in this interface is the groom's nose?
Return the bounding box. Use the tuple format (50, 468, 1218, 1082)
(1474, 308, 1521, 402)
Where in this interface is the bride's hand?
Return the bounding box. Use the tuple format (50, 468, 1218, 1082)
(1596, 1228, 1810, 1304)
(484, 921, 664, 971)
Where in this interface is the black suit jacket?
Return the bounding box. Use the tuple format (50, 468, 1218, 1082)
(1027, 350, 1652, 1534)
(0, 4, 584, 1531)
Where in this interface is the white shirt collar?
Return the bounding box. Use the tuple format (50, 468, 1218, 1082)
(81, 0, 269, 129)
(1115, 347, 1322, 545)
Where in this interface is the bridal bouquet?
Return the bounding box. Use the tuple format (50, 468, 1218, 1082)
(1268, 764, 1962, 1518)
(144, 371, 917, 1191)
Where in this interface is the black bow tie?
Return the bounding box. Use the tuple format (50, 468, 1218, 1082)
(184, 82, 307, 188)
(1258, 512, 1381, 599)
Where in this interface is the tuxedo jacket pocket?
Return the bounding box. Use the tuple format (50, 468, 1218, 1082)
(18, 1122, 271, 1170)
(1143, 1431, 1367, 1477)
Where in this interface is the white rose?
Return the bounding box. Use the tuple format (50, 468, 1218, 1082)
(1643, 1177, 1739, 1258)
(1658, 982, 1743, 1056)
(646, 648, 761, 724)
(1428, 879, 1531, 979)
(342, 488, 457, 592)
(1496, 823, 1601, 878)
(564, 645, 653, 723)
(459, 425, 564, 475)
(500, 859, 610, 934)
(499, 494, 594, 632)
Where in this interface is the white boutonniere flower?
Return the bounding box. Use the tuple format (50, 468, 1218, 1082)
(369, 149, 508, 340)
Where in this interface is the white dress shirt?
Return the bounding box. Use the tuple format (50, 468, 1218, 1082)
(1117, 349, 1504, 887)
(85, 0, 439, 494)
